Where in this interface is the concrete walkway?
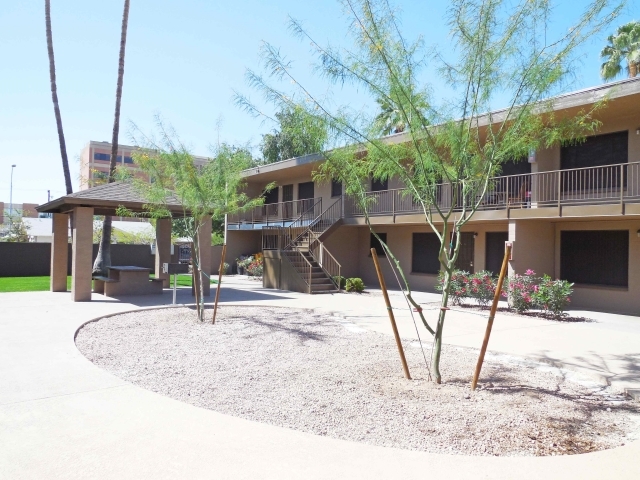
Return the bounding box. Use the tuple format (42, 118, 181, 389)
(1, 278, 639, 479)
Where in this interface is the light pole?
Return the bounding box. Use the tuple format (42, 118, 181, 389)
(9, 164, 16, 230)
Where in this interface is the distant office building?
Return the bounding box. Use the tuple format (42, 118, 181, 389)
(0, 202, 39, 225)
(79, 141, 210, 190)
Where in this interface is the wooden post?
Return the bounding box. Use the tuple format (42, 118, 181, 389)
(371, 248, 411, 380)
(191, 242, 202, 317)
(471, 243, 512, 390)
(211, 244, 227, 324)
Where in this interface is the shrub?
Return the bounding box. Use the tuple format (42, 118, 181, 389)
(345, 277, 365, 293)
(435, 270, 471, 306)
(507, 269, 537, 313)
(246, 262, 263, 277)
(531, 275, 573, 317)
(218, 262, 230, 275)
(468, 271, 496, 307)
(333, 275, 347, 289)
(246, 254, 264, 277)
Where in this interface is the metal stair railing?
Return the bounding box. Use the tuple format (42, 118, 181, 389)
(308, 231, 341, 289)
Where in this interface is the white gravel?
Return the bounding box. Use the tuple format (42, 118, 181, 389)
(76, 306, 640, 456)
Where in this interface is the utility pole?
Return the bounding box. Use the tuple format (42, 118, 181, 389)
(47, 190, 51, 202)
(9, 164, 16, 230)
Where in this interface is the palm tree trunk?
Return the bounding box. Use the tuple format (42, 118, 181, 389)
(93, 0, 131, 276)
(629, 61, 638, 78)
(45, 0, 73, 195)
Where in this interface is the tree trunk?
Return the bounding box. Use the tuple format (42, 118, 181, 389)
(431, 268, 451, 384)
(629, 61, 638, 78)
(45, 0, 73, 195)
(93, 0, 130, 276)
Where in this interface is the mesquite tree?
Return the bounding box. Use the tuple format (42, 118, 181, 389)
(128, 120, 270, 321)
(239, 0, 622, 382)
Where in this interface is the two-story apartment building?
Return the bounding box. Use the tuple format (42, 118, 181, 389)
(227, 77, 640, 315)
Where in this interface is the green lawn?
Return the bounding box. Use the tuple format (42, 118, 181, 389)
(169, 274, 218, 287)
(0, 276, 72, 293)
(0, 274, 216, 292)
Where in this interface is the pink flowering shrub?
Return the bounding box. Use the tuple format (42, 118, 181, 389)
(436, 268, 573, 317)
(468, 271, 496, 307)
(531, 274, 573, 317)
(506, 269, 537, 313)
(435, 270, 470, 306)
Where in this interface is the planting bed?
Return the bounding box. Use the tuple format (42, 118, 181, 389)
(76, 306, 640, 456)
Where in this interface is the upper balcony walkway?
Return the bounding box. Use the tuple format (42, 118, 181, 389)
(228, 161, 640, 229)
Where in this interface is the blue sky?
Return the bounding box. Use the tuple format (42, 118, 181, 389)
(0, 0, 637, 204)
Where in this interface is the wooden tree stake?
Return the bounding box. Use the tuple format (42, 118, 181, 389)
(212, 244, 227, 324)
(471, 243, 512, 390)
(371, 248, 411, 380)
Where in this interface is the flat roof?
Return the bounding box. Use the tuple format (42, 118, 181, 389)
(241, 77, 640, 179)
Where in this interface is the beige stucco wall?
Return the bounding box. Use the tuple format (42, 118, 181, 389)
(323, 225, 360, 278)
(344, 223, 509, 293)
(226, 230, 262, 273)
(508, 220, 555, 278)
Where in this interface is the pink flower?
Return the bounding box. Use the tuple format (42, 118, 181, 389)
(525, 269, 535, 275)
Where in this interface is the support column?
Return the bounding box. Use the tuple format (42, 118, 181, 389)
(50, 213, 69, 292)
(508, 220, 555, 278)
(155, 218, 172, 287)
(71, 206, 94, 302)
(198, 215, 212, 297)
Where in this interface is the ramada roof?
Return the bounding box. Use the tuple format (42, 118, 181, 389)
(36, 182, 188, 217)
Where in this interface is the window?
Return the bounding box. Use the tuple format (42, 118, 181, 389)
(370, 232, 387, 257)
(561, 131, 628, 192)
(371, 178, 388, 192)
(412, 232, 440, 274)
(282, 184, 293, 202)
(331, 179, 342, 197)
(93, 153, 133, 164)
(264, 188, 279, 205)
(561, 131, 628, 170)
(561, 230, 628, 287)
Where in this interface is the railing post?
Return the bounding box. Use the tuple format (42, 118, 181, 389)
(505, 178, 509, 212)
(557, 170, 561, 209)
(392, 190, 396, 223)
(620, 163, 625, 207)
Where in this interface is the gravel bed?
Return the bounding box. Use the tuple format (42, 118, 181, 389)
(76, 306, 640, 456)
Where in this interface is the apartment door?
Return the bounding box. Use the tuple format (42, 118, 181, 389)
(454, 232, 475, 273)
(263, 187, 279, 220)
(485, 232, 509, 276)
(282, 184, 294, 219)
(298, 182, 315, 214)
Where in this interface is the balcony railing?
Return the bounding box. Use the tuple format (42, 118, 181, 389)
(227, 197, 322, 229)
(344, 161, 640, 217)
(229, 162, 640, 227)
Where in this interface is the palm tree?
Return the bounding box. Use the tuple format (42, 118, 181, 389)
(600, 21, 640, 81)
(45, 0, 73, 195)
(93, 0, 131, 276)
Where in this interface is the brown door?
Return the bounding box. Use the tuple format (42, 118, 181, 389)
(282, 184, 293, 219)
(485, 232, 509, 276)
(454, 232, 475, 273)
(298, 182, 315, 214)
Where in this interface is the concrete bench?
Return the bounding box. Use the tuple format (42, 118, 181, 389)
(92, 266, 164, 297)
